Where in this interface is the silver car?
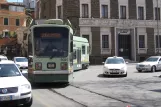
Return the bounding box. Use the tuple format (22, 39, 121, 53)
(136, 56, 161, 72)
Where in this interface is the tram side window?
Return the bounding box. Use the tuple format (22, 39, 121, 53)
(28, 33, 33, 55)
(82, 45, 86, 54)
(87, 46, 89, 54)
(73, 49, 76, 59)
(70, 41, 73, 52)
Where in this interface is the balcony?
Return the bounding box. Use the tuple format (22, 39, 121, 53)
(79, 18, 161, 28)
(137, 48, 147, 54)
(101, 48, 111, 55)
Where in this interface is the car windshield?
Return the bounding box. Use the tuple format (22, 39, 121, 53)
(0, 64, 21, 77)
(106, 58, 125, 64)
(15, 58, 28, 62)
(145, 57, 158, 62)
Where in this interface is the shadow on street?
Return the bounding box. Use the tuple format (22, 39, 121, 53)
(97, 74, 126, 78)
(32, 83, 69, 90)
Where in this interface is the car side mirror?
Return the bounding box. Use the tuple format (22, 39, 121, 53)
(102, 62, 105, 64)
(126, 62, 129, 64)
(158, 61, 161, 64)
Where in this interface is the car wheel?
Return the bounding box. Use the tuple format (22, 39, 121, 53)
(151, 66, 156, 72)
(23, 97, 33, 107)
(138, 70, 142, 72)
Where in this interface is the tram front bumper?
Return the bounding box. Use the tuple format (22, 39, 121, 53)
(28, 71, 72, 83)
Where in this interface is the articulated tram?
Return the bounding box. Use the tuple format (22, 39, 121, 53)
(26, 19, 89, 84)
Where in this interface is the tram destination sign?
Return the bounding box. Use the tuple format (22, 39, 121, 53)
(41, 33, 62, 38)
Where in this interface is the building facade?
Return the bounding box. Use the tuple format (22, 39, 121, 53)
(0, 0, 26, 57)
(36, 0, 161, 64)
(23, 0, 35, 9)
(0, 0, 26, 37)
(35, 0, 56, 19)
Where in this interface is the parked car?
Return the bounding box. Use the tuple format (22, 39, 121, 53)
(0, 55, 8, 61)
(102, 56, 128, 77)
(0, 60, 32, 107)
(13, 57, 28, 69)
(136, 56, 161, 72)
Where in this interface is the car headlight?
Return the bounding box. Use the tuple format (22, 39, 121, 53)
(21, 84, 30, 89)
(121, 67, 125, 70)
(145, 64, 151, 67)
(20, 84, 31, 93)
(103, 66, 109, 71)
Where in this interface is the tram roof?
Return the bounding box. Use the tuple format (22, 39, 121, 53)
(73, 36, 88, 43)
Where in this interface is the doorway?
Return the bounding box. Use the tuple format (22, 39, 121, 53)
(118, 35, 131, 59)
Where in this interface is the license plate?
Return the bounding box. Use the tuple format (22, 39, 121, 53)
(141, 68, 146, 70)
(112, 70, 118, 73)
(0, 96, 12, 101)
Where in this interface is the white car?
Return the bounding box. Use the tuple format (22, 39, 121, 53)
(0, 55, 8, 61)
(0, 60, 32, 107)
(136, 56, 161, 72)
(103, 56, 128, 77)
(13, 57, 28, 69)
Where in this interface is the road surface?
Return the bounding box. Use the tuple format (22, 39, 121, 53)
(31, 64, 161, 107)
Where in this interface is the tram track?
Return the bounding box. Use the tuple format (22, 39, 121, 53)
(69, 84, 139, 107)
(47, 84, 139, 107)
(48, 88, 88, 107)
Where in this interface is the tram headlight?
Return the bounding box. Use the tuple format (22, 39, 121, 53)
(35, 62, 42, 70)
(61, 62, 67, 70)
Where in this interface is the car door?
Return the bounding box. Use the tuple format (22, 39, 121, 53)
(158, 58, 161, 70)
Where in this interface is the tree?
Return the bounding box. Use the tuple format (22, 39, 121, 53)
(25, 8, 33, 27)
(13, 32, 17, 38)
(0, 34, 3, 39)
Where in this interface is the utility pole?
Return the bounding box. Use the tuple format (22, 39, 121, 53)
(157, 0, 160, 55)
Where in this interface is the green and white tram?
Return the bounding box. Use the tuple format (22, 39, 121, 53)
(73, 36, 89, 71)
(28, 19, 73, 84)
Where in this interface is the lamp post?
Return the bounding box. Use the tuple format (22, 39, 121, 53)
(157, 0, 160, 55)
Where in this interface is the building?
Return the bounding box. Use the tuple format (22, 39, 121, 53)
(35, 0, 56, 19)
(23, 0, 35, 19)
(23, 0, 35, 9)
(36, 0, 161, 64)
(0, 0, 26, 57)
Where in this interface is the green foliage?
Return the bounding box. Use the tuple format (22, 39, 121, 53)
(13, 32, 17, 38)
(0, 34, 3, 39)
(25, 8, 33, 27)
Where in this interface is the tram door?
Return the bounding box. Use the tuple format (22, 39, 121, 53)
(76, 48, 81, 67)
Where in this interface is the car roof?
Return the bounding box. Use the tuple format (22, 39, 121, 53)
(0, 60, 15, 64)
(14, 57, 26, 58)
(149, 56, 161, 58)
(0, 55, 7, 58)
(107, 56, 124, 59)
